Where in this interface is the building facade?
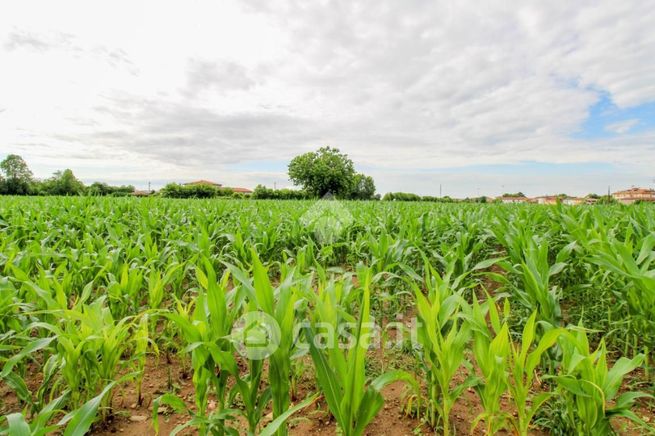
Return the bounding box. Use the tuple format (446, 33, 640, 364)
(612, 187, 655, 204)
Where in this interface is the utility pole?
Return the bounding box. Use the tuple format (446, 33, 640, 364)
(148, 181, 151, 192)
(274, 182, 277, 190)
(439, 184, 442, 197)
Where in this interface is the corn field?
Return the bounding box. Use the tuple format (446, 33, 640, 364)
(0, 197, 654, 435)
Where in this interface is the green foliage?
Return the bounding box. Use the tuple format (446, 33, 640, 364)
(159, 182, 234, 198)
(467, 296, 512, 434)
(588, 232, 655, 349)
(251, 185, 309, 199)
(0, 154, 33, 195)
(0, 197, 652, 435)
(410, 263, 473, 434)
(507, 312, 564, 435)
(550, 326, 651, 434)
(86, 182, 135, 196)
(288, 146, 375, 198)
(349, 173, 377, 200)
(303, 267, 418, 436)
(40, 169, 86, 196)
(382, 192, 421, 201)
(382, 192, 458, 202)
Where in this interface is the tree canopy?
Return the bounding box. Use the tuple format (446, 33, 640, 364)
(350, 174, 377, 200)
(0, 154, 141, 196)
(0, 154, 33, 194)
(44, 169, 86, 196)
(287, 147, 376, 199)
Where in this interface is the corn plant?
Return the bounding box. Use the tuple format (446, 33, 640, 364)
(0, 335, 56, 414)
(157, 260, 242, 435)
(1, 382, 117, 436)
(146, 263, 182, 310)
(492, 235, 574, 327)
(466, 296, 512, 434)
(303, 266, 418, 436)
(227, 250, 304, 436)
(158, 258, 314, 435)
(549, 325, 651, 434)
(24, 297, 135, 420)
(507, 311, 564, 435)
(106, 264, 145, 318)
(133, 313, 155, 406)
(588, 232, 655, 353)
(409, 263, 475, 434)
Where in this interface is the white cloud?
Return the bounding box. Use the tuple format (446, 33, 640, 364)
(605, 119, 639, 134)
(1, 0, 654, 193)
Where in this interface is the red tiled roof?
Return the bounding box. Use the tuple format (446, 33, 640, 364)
(184, 180, 222, 187)
(613, 187, 655, 195)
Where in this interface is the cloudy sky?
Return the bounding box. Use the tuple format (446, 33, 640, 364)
(1, 0, 654, 197)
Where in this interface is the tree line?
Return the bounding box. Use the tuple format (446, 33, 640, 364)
(2, 148, 477, 201)
(0, 154, 135, 196)
(158, 183, 244, 199)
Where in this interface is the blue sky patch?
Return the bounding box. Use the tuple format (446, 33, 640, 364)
(574, 93, 655, 139)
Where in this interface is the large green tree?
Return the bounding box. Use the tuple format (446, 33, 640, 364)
(288, 147, 375, 198)
(45, 169, 85, 195)
(0, 154, 33, 195)
(350, 173, 376, 200)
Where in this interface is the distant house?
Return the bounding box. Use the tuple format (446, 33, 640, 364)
(184, 180, 223, 187)
(183, 180, 252, 194)
(498, 195, 528, 204)
(534, 196, 558, 205)
(227, 187, 253, 194)
(133, 190, 153, 197)
(612, 187, 655, 204)
(562, 197, 585, 206)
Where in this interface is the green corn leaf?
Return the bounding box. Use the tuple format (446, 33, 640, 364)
(351, 389, 384, 436)
(304, 325, 345, 427)
(4, 413, 31, 436)
(1, 336, 55, 378)
(259, 393, 318, 436)
(152, 393, 190, 435)
(59, 381, 116, 436)
(604, 355, 644, 399)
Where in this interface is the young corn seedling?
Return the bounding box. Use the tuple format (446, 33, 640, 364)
(550, 325, 652, 434)
(146, 263, 182, 310)
(507, 311, 564, 435)
(303, 266, 418, 436)
(227, 249, 304, 436)
(133, 313, 156, 406)
(493, 235, 573, 328)
(464, 295, 511, 434)
(29, 297, 134, 419)
(588, 232, 655, 354)
(409, 262, 474, 435)
(106, 264, 145, 318)
(1, 382, 118, 436)
(156, 259, 241, 436)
